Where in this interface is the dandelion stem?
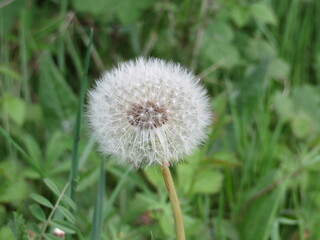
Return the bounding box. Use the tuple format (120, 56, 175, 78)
(161, 165, 185, 240)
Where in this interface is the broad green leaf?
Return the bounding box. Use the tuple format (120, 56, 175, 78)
(272, 92, 294, 122)
(25, 103, 43, 123)
(269, 58, 290, 80)
(246, 39, 276, 61)
(2, 95, 27, 125)
(177, 164, 194, 194)
(136, 192, 167, 210)
(29, 204, 46, 222)
(290, 113, 313, 139)
(30, 194, 53, 208)
(0, 226, 15, 240)
(183, 215, 203, 237)
(0, 169, 28, 203)
(201, 39, 240, 69)
(143, 166, 165, 190)
(191, 169, 223, 194)
(159, 209, 175, 236)
(250, 3, 277, 24)
(44, 179, 60, 196)
(207, 152, 241, 168)
(230, 6, 250, 27)
(291, 85, 320, 132)
(51, 220, 76, 234)
(206, 22, 234, 42)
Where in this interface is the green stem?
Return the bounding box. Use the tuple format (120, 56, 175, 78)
(90, 158, 105, 240)
(161, 165, 186, 240)
(69, 29, 93, 200)
(40, 183, 69, 238)
(66, 29, 93, 240)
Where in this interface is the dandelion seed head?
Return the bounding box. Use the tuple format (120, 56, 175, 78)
(87, 57, 211, 168)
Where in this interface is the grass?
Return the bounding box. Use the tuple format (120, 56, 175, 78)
(90, 158, 105, 240)
(0, 0, 319, 239)
(69, 27, 93, 201)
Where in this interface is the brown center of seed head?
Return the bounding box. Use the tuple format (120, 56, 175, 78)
(127, 101, 168, 129)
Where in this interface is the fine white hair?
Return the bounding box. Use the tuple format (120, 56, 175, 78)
(87, 57, 211, 168)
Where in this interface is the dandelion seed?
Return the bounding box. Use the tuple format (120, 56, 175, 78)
(87, 57, 211, 168)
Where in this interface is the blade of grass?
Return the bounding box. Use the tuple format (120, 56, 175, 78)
(74, 16, 104, 71)
(57, 0, 68, 74)
(69, 28, 93, 200)
(78, 137, 95, 170)
(216, 191, 225, 240)
(19, 9, 30, 101)
(103, 168, 131, 218)
(65, 32, 83, 79)
(89, 158, 105, 240)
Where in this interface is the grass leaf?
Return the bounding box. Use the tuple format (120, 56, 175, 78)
(68, 28, 93, 201)
(89, 158, 105, 240)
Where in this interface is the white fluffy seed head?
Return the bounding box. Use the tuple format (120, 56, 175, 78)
(87, 57, 212, 168)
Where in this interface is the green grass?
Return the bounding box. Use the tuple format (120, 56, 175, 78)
(0, 0, 319, 239)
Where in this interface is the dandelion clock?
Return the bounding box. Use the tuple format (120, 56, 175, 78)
(87, 58, 211, 167)
(87, 57, 211, 240)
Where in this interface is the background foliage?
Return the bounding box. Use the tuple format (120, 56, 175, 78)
(1, 0, 320, 239)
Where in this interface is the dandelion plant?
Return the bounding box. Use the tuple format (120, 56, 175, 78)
(87, 57, 211, 239)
